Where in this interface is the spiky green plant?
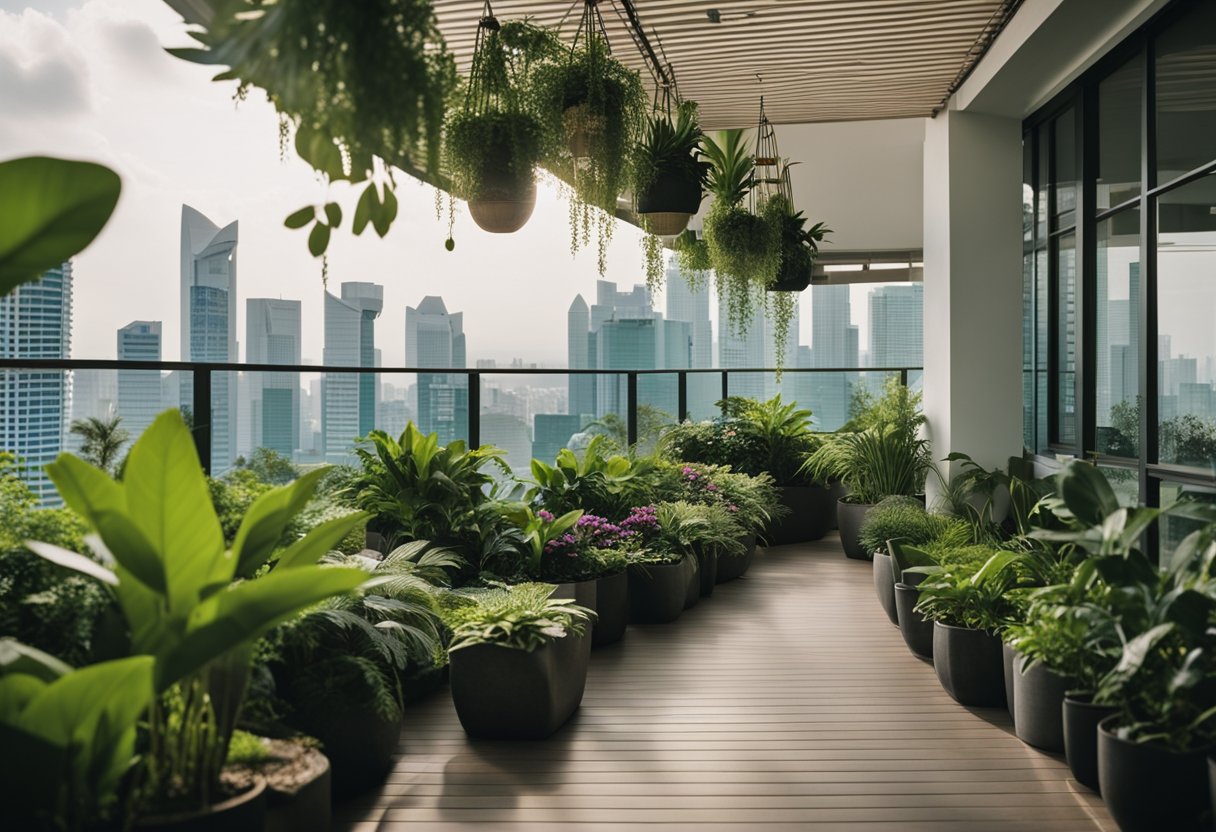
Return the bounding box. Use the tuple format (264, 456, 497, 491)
(438, 582, 593, 652)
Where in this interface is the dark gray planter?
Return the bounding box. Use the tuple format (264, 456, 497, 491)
(696, 546, 718, 597)
(894, 582, 933, 660)
(767, 485, 832, 544)
(289, 707, 400, 799)
(684, 553, 701, 609)
(136, 778, 267, 832)
(449, 627, 591, 739)
(828, 481, 846, 529)
(1002, 642, 1017, 719)
(627, 559, 689, 624)
(1012, 654, 1070, 751)
(265, 747, 331, 832)
(716, 534, 756, 583)
(1063, 694, 1117, 792)
(1098, 716, 1213, 832)
(873, 551, 898, 624)
(592, 569, 628, 646)
(837, 499, 876, 559)
(933, 622, 1005, 707)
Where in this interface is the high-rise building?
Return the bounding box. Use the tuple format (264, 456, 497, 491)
(246, 299, 301, 457)
(1, 263, 72, 504)
(809, 283, 859, 430)
(323, 282, 383, 461)
(567, 295, 595, 418)
(665, 266, 717, 418)
(717, 294, 767, 401)
(116, 321, 163, 441)
(406, 296, 467, 445)
(868, 284, 924, 368)
(180, 205, 238, 473)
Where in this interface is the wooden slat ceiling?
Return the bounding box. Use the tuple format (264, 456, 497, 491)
(431, 0, 1021, 129)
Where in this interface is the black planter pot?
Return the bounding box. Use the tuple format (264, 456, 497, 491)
(716, 534, 756, 583)
(636, 166, 703, 236)
(449, 627, 591, 739)
(1098, 717, 1214, 832)
(1002, 642, 1017, 719)
(1062, 694, 1117, 792)
(933, 623, 1006, 707)
(265, 746, 331, 832)
(289, 708, 400, 799)
(1012, 654, 1071, 752)
(696, 547, 718, 597)
(136, 778, 267, 832)
(684, 553, 701, 609)
(827, 481, 846, 529)
(837, 499, 877, 559)
(627, 559, 689, 624)
(768, 255, 811, 292)
(592, 569, 628, 646)
(872, 551, 899, 625)
(894, 582, 933, 661)
(767, 485, 832, 544)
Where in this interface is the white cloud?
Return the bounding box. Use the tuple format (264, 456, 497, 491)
(0, 8, 91, 115)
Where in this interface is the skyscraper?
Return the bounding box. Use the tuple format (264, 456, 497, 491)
(1, 263, 72, 504)
(180, 205, 238, 473)
(567, 295, 595, 418)
(406, 296, 468, 445)
(665, 266, 717, 418)
(868, 283, 924, 368)
(323, 282, 383, 461)
(246, 299, 301, 457)
(717, 294, 767, 400)
(116, 321, 163, 441)
(809, 283, 859, 430)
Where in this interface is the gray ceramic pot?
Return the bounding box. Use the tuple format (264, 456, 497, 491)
(1002, 642, 1017, 719)
(1097, 717, 1213, 832)
(837, 499, 876, 559)
(894, 582, 933, 660)
(1062, 694, 1117, 792)
(767, 485, 833, 544)
(626, 559, 688, 624)
(717, 534, 756, 582)
(1012, 654, 1071, 751)
(872, 551, 899, 624)
(933, 622, 1005, 707)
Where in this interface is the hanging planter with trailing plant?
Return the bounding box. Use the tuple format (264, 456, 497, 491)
(632, 100, 707, 236)
(445, 10, 555, 235)
(533, 1, 646, 276)
(701, 128, 781, 336)
(770, 192, 831, 293)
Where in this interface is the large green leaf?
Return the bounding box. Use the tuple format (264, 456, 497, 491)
(1058, 462, 1120, 526)
(275, 511, 370, 570)
(230, 467, 329, 579)
(0, 639, 71, 683)
(23, 541, 119, 587)
(0, 156, 121, 296)
(121, 411, 224, 615)
(157, 566, 368, 688)
(44, 452, 125, 530)
(19, 655, 153, 748)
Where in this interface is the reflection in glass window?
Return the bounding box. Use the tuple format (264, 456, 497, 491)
(1098, 465, 1139, 507)
(1098, 52, 1143, 208)
(1155, 1, 1216, 184)
(1095, 209, 1140, 457)
(1160, 480, 1216, 556)
(1053, 109, 1077, 230)
(1036, 247, 1049, 453)
(1057, 233, 1077, 446)
(1157, 172, 1216, 471)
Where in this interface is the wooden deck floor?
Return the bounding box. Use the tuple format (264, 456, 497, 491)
(338, 538, 1114, 832)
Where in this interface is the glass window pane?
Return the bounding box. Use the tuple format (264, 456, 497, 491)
(1056, 233, 1078, 446)
(1053, 108, 1077, 230)
(1098, 465, 1139, 507)
(1157, 171, 1216, 471)
(1160, 479, 1216, 556)
(1037, 123, 1050, 241)
(1036, 247, 1050, 453)
(1155, 2, 1216, 184)
(1023, 251, 1035, 450)
(1098, 52, 1143, 208)
(1095, 208, 1141, 457)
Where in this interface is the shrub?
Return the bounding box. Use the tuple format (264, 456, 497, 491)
(858, 497, 969, 556)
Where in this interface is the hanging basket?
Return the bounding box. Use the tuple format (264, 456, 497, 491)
(768, 257, 812, 292)
(468, 160, 537, 233)
(637, 165, 704, 236)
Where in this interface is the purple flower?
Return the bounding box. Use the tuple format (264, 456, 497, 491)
(538, 509, 554, 522)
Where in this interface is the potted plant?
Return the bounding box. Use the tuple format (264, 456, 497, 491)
(770, 195, 829, 293)
(701, 129, 781, 338)
(25, 410, 370, 827)
(860, 497, 969, 624)
(631, 100, 706, 238)
(656, 500, 747, 599)
(911, 546, 1016, 707)
(440, 583, 594, 739)
(532, 27, 646, 276)
(223, 732, 331, 832)
(626, 546, 693, 624)
(888, 541, 938, 661)
(802, 379, 930, 559)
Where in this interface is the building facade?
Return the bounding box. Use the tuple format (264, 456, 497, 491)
(323, 282, 383, 461)
(406, 296, 468, 445)
(246, 298, 301, 457)
(116, 320, 162, 442)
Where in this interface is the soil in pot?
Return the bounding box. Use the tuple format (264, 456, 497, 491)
(696, 547, 718, 597)
(592, 569, 628, 647)
(872, 551, 898, 625)
(768, 485, 832, 544)
(837, 499, 876, 559)
(1012, 654, 1071, 752)
(933, 622, 1006, 707)
(626, 560, 687, 624)
(1098, 717, 1213, 832)
(1002, 642, 1017, 719)
(135, 774, 267, 832)
(894, 582, 933, 661)
(717, 534, 756, 583)
(226, 739, 331, 832)
(450, 627, 591, 740)
(1062, 694, 1117, 792)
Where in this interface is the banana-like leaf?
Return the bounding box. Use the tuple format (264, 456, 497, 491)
(230, 467, 330, 578)
(23, 541, 118, 587)
(0, 639, 72, 682)
(1058, 462, 1120, 527)
(276, 511, 370, 570)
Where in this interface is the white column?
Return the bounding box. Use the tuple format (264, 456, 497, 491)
(922, 108, 1024, 494)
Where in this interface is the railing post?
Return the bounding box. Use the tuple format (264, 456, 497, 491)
(467, 371, 480, 448)
(192, 366, 212, 475)
(900, 367, 908, 388)
(626, 372, 638, 447)
(720, 371, 729, 413)
(677, 371, 688, 423)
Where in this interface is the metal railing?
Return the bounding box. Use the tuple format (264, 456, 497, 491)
(0, 359, 922, 473)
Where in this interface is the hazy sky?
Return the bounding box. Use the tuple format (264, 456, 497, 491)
(0, 0, 884, 367)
